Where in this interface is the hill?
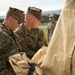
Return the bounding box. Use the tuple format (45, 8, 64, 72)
(0, 16, 5, 19)
(42, 9, 61, 16)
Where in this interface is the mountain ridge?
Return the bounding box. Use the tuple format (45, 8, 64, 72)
(42, 9, 61, 15)
(0, 16, 5, 19)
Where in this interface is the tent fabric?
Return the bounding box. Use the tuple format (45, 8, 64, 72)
(41, 0, 75, 75)
(9, 46, 50, 75)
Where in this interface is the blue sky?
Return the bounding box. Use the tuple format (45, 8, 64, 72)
(0, 0, 66, 16)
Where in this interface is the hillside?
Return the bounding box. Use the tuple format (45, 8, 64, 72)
(0, 16, 5, 19)
(42, 9, 61, 16)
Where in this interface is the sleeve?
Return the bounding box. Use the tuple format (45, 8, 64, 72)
(15, 29, 35, 59)
(49, 24, 56, 40)
(15, 27, 24, 38)
(15, 27, 27, 51)
(36, 29, 48, 50)
(0, 31, 18, 61)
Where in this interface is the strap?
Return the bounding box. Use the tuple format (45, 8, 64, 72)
(28, 63, 36, 75)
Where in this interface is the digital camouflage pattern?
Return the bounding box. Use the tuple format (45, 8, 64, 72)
(27, 7, 44, 21)
(0, 23, 22, 75)
(7, 7, 25, 24)
(15, 24, 47, 59)
(47, 22, 56, 42)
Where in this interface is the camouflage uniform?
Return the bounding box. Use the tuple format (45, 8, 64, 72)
(15, 24, 47, 59)
(47, 22, 56, 42)
(0, 23, 21, 75)
(0, 7, 24, 75)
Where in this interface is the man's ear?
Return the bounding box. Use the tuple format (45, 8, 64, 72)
(9, 16, 14, 22)
(29, 17, 33, 22)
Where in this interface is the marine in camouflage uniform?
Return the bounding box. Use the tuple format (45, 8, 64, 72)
(15, 24, 47, 59)
(47, 21, 56, 41)
(0, 7, 24, 75)
(0, 23, 18, 75)
(15, 7, 47, 59)
(47, 15, 56, 42)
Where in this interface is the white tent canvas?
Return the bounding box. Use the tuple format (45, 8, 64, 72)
(41, 0, 75, 75)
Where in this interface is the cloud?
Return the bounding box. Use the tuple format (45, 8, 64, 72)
(0, 0, 66, 15)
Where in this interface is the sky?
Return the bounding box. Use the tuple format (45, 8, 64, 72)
(0, 0, 66, 16)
